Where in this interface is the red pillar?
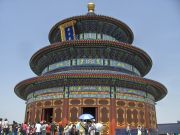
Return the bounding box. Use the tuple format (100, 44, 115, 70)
(109, 98, 116, 135)
(62, 98, 69, 126)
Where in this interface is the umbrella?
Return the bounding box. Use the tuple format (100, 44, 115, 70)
(79, 113, 94, 120)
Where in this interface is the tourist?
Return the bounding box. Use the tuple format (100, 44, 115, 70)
(88, 120, 96, 135)
(137, 125, 142, 135)
(149, 128, 153, 135)
(17, 124, 21, 135)
(0, 118, 2, 135)
(141, 126, 144, 135)
(126, 124, 131, 135)
(2, 118, 9, 135)
(19, 123, 22, 135)
(41, 121, 47, 135)
(29, 124, 35, 135)
(50, 121, 57, 135)
(64, 124, 70, 135)
(58, 122, 64, 135)
(12, 121, 18, 135)
(35, 121, 41, 135)
(144, 128, 148, 135)
(69, 124, 79, 135)
(82, 122, 88, 135)
(77, 121, 85, 135)
(9, 125, 13, 135)
(22, 123, 28, 135)
(46, 122, 51, 135)
(95, 122, 101, 135)
(33, 123, 37, 135)
(26, 123, 31, 135)
(21, 122, 28, 135)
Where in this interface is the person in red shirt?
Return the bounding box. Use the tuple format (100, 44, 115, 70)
(21, 122, 27, 135)
(46, 122, 51, 135)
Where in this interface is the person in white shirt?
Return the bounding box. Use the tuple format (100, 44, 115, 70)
(137, 125, 142, 135)
(35, 121, 41, 135)
(41, 121, 48, 135)
(88, 120, 96, 135)
(2, 118, 9, 135)
(126, 124, 131, 135)
(63, 124, 69, 135)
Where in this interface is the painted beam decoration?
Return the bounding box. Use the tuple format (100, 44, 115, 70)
(59, 20, 76, 41)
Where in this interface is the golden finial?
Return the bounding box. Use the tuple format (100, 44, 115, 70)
(88, 2, 95, 13)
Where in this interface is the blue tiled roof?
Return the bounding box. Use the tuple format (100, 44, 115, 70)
(115, 128, 157, 135)
(158, 123, 180, 134)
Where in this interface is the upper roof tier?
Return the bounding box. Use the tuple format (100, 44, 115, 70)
(48, 3, 134, 44)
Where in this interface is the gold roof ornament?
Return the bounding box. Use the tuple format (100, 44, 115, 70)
(88, 2, 95, 13)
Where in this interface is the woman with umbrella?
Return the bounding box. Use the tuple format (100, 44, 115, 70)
(88, 119, 96, 135)
(77, 114, 94, 135)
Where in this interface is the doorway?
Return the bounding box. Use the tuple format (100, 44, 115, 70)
(82, 107, 97, 121)
(42, 108, 53, 123)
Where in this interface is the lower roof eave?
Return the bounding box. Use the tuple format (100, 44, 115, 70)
(14, 73, 167, 101)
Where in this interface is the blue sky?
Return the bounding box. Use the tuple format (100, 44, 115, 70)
(0, 0, 180, 124)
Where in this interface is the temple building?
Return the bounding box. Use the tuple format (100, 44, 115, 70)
(14, 3, 167, 134)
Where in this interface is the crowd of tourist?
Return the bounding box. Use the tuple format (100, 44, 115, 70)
(0, 118, 100, 135)
(126, 124, 155, 135)
(0, 117, 162, 135)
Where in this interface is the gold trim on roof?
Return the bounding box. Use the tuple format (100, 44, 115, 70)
(59, 20, 76, 41)
(88, 2, 95, 13)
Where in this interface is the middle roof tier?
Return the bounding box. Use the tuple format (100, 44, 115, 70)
(30, 40, 152, 77)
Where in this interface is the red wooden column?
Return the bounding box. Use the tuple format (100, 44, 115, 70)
(109, 98, 116, 135)
(62, 98, 68, 126)
(62, 85, 69, 126)
(31, 103, 36, 123)
(144, 103, 149, 129)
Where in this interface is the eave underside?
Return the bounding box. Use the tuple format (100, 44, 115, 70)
(48, 14, 134, 44)
(15, 74, 167, 102)
(30, 40, 152, 76)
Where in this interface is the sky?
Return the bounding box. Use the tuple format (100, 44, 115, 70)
(0, 0, 180, 124)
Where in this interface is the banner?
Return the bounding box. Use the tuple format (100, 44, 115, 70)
(59, 20, 76, 41)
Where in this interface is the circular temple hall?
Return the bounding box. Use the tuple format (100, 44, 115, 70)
(15, 3, 167, 135)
